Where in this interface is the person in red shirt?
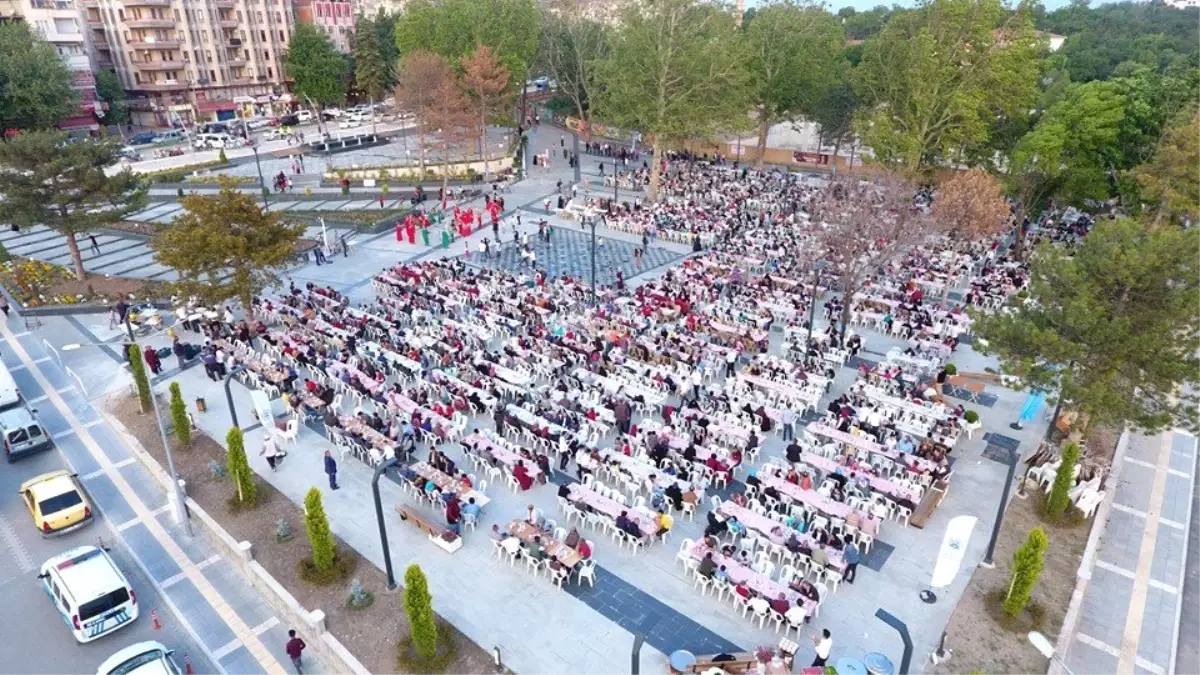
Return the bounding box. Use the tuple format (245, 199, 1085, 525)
(285, 630, 306, 674)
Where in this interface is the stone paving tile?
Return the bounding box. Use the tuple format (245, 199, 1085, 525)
(859, 540, 894, 572)
(203, 563, 277, 631)
(117, 461, 170, 513)
(120, 521, 185, 583)
(1078, 565, 1133, 646)
(1115, 461, 1156, 513)
(1163, 473, 1192, 524)
(1100, 508, 1146, 570)
(53, 432, 103, 477)
(1138, 584, 1177, 669)
(218, 646, 267, 675)
(1149, 524, 1185, 586)
(1070, 640, 1120, 674)
(79, 471, 138, 524)
(163, 577, 239, 651)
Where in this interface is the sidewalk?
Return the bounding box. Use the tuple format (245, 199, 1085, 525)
(1059, 428, 1197, 674)
(0, 319, 321, 675)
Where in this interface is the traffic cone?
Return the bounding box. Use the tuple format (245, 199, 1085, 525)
(184, 654, 193, 675)
(151, 608, 162, 631)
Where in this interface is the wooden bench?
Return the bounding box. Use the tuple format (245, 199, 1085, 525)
(909, 478, 949, 529)
(686, 652, 757, 674)
(396, 505, 463, 553)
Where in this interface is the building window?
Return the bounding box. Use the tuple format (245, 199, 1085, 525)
(267, 67, 273, 78)
(211, 69, 217, 81)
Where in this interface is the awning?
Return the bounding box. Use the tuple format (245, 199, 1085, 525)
(197, 98, 237, 114)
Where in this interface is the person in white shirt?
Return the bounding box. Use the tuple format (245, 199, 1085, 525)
(812, 629, 832, 667)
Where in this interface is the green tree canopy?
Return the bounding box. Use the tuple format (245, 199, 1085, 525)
(0, 21, 78, 132)
(352, 17, 390, 103)
(94, 70, 128, 128)
(1136, 106, 1199, 227)
(973, 218, 1200, 434)
(538, 1, 608, 132)
(395, 0, 540, 84)
(284, 23, 348, 109)
(594, 0, 750, 199)
(742, 0, 845, 169)
(149, 182, 305, 317)
(0, 131, 147, 280)
(853, 0, 1043, 173)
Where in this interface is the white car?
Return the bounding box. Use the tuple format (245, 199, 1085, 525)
(338, 111, 369, 129)
(245, 117, 273, 131)
(97, 641, 181, 675)
(296, 109, 313, 123)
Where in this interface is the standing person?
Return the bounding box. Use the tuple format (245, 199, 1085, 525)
(445, 494, 462, 534)
(323, 450, 339, 490)
(614, 398, 631, 435)
(0, 293, 7, 318)
(143, 345, 162, 375)
(285, 630, 306, 674)
(261, 435, 282, 471)
(843, 540, 860, 584)
(811, 629, 832, 667)
(89, 234, 101, 255)
(780, 407, 797, 442)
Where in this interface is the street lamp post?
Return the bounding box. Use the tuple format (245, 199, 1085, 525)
(804, 263, 825, 350)
(62, 343, 192, 536)
(224, 364, 247, 429)
(250, 142, 270, 208)
(589, 213, 598, 307)
(372, 457, 399, 589)
(981, 446, 1020, 566)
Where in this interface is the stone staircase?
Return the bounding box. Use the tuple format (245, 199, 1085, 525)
(0, 225, 179, 281)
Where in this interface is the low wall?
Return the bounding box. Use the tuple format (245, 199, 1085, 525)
(327, 155, 513, 182)
(104, 409, 369, 675)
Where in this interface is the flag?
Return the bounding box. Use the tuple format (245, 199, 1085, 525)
(930, 515, 977, 589)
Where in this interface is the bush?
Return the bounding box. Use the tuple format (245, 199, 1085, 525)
(347, 578, 375, 610)
(226, 427, 257, 506)
(218, 148, 228, 163)
(128, 344, 152, 413)
(207, 459, 226, 479)
(404, 565, 438, 661)
(943, 364, 957, 375)
(1046, 443, 1080, 518)
(297, 553, 354, 585)
(169, 382, 191, 447)
(1003, 527, 1048, 617)
(275, 518, 293, 543)
(964, 410, 980, 424)
(177, 187, 185, 198)
(304, 487, 336, 572)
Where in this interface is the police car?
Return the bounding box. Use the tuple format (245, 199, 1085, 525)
(38, 545, 139, 642)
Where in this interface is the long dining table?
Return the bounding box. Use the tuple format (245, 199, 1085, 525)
(756, 472, 880, 537)
(461, 433, 543, 479)
(506, 519, 583, 568)
(686, 539, 816, 615)
(716, 501, 846, 571)
(566, 484, 656, 538)
(410, 461, 490, 507)
(806, 423, 940, 474)
(797, 452, 921, 505)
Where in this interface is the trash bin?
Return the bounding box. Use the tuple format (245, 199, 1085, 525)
(195, 397, 207, 413)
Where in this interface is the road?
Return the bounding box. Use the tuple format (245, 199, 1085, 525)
(0, 447, 214, 675)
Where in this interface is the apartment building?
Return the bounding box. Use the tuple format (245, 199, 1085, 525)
(0, 0, 101, 132)
(83, 0, 296, 126)
(292, 0, 353, 52)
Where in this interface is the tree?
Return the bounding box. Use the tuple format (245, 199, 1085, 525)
(226, 427, 256, 505)
(425, 74, 474, 196)
(0, 22, 78, 131)
(304, 487, 336, 572)
(460, 45, 511, 180)
(539, 1, 608, 138)
(1003, 526, 1048, 617)
(0, 131, 147, 281)
(150, 182, 305, 318)
(396, 51, 455, 175)
(1136, 106, 1199, 227)
(853, 0, 1042, 173)
(595, 0, 750, 200)
(169, 382, 191, 447)
(284, 24, 348, 136)
(933, 169, 1010, 239)
(128, 344, 152, 413)
(373, 10, 400, 89)
(94, 70, 128, 129)
(403, 564, 438, 660)
(809, 68, 859, 172)
(1046, 442, 1079, 518)
(395, 0, 541, 86)
(742, 0, 845, 169)
(973, 218, 1200, 434)
(812, 171, 938, 336)
(353, 18, 389, 113)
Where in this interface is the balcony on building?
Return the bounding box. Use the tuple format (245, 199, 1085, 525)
(129, 37, 181, 49)
(214, 0, 235, 6)
(85, 12, 103, 25)
(226, 57, 248, 67)
(81, 0, 99, 6)
(131, 59, 183, 71)
(123, 0, 172, 6)
(136, 80, 188, 91)
(127, 18, 176, 29)
(30, 0, 79, 11)
(223, 34, 243, 48)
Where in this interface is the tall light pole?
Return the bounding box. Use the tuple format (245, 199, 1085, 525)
(250, 141, 270, 208)
(62, 342, 192, 536)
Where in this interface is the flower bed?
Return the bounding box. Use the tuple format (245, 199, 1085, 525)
(184, 175, 258, 185)
(0, 258, 165, 308)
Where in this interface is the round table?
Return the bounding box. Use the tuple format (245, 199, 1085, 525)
(669, 650, 697, 674)
(836, 657, 867, 675)
(863, 652, 895, 675)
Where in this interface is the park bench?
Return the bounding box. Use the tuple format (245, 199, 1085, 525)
(396, 504, 463, 553)
(686, 652, 757, 673)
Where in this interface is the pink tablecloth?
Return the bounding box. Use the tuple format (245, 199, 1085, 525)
(806, 423, 939, 474)
(686, 541, 816, 615)
(568, 484, 656, 537)
(758, 473, 879, 537)
(799, 452, 921, 504)
(387, 392, 453, 433)
(461, 433, 542, 478)
(717, 501, 846, 571)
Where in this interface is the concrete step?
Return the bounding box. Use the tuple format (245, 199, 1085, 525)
(45, 238, 147, 266)
(81, 244, 155, 273)
(107, 255, 165, 278)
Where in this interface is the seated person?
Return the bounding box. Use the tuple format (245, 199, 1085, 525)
(769, 593, 791, 615)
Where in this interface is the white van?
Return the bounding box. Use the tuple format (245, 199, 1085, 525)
(0, 361, 20, 410)
(39, 546, 139, 643)
(192, 132, 233, 149)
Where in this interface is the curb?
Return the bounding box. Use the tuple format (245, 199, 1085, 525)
(1050, 427, 1130, 674)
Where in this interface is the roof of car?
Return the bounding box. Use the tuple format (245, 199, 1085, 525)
(22, 470, 77, 497)
(96, 641, 173, 675)
(44, 546, 128, 598)
(0, 405, 37, 427)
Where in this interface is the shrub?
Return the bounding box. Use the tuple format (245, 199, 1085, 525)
(404, 564, 438, 661)
(128, 343, 152, 413)
(943, 364, 957, 375)
(275, 518, 293, 542)
(177, 187, 185, 198)
(218, 148, 228, 163)
(226, 427, 257, 506)
(1003, 526, 1048, 617)
(347, 578, 375, 610)
(169, 382, 191, 447)
(964, 410, 979, 424)
(1046, 443, 1080, 518)
(304, 487, 336, 572)
(262, 187, 271, 198)
(207, 459, 226, 479)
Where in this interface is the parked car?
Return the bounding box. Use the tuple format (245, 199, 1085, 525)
(322, 107, 344, 119)
(38, 546, 139, 643)
(20, 470, 92, 535)
(1, 404, 52, 461)
(128, 132, 158, 146)
(155, 129, 186, 144)
(97, 641, 181, 675)
(339, 112, 367, 129)
(245, 117, 273, 130)
(296, 109, 313, 123)
(192, 132, 233, 149)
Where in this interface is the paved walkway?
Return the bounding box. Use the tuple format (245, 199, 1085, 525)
(1062, 428, 1198, 675)
(0, 320, 321, 675)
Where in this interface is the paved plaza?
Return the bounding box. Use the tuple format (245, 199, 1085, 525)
(4, 120, 1194, 675)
